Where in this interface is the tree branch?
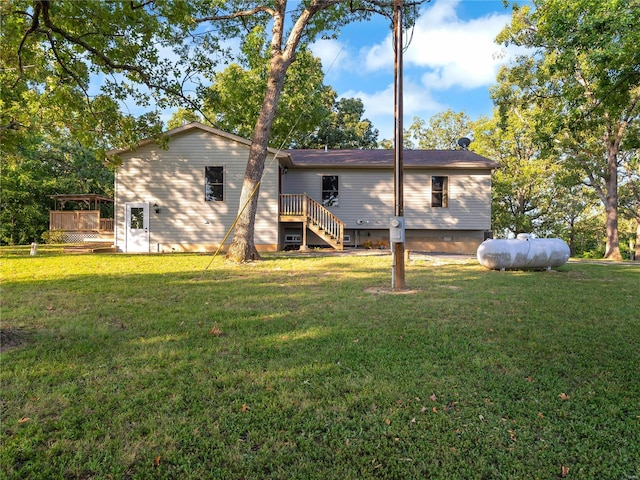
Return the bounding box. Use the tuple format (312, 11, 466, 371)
(19, 1, 210, 122)
(38, 1, 145, 75)
(129, 0, 155, 10)
(45, 31, 90, 97)
(194, 5, 277, 23)
(17, 2, 43, 74)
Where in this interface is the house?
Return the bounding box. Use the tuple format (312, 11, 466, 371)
(108, 122, 498, 254)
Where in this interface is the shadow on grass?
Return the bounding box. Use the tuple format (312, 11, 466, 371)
(1, 254, 639, 479)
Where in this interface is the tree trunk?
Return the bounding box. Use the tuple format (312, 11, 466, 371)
(568, 218, 576, 257)
(603, 143, 622, 260)
(225, 56, 289, 263)
(635, 207, 640, 261)
(218, 1, 335, 263)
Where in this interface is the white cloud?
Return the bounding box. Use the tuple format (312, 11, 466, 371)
(363, 41, 390, 72)
(363, 0, 513, 91)
(310, 38, 349, 77)
(342, 79, 445, 140)
(343, 80, 442, 117)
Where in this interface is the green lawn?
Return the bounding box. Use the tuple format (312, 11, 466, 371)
(1, 249, 638, 479)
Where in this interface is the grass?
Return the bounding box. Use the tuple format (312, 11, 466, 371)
(1, 248, 638, 479)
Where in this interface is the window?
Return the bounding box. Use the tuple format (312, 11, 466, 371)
(129, 207, 144, 229)
(205, 166, 224, 201)
(285, 234, 302, 243)
(322, 175, 339, 207)
(431, 176, 448, 208)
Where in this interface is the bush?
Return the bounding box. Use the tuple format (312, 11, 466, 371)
(41, 230, 67, 244)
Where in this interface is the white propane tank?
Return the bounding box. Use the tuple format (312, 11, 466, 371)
(477, 234, 570, 270)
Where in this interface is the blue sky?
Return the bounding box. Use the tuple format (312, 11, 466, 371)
(107, 0, 529, 143)
(309, 0, 528, 141)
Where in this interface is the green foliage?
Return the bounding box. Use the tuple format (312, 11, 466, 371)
(40, 230, 66, 244)
(406, 110, 472, 150)
(203, 28, 335, 148)
(1, 253, 639, 478)
(166, 109, 203, 131)
(472, 111, 559, 238)
(295, 97, 379, 149)
(495, 0, 640, 259)
(618, 148, 640, 224)
(1, 1, 191, 154)
(195, 25, 379, 149)
(0, 133, 114, 245)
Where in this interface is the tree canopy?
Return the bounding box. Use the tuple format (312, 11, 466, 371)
(405, 110, 472, 150)
(201, 27, 336, 149)
(169, 34, 379, 150)
(1, 1, 210, 155)
(472, 111, 557, 238)
(1, 131, 114, 245)
(495, 0, 640, 259)
(295, 97, 379, 149)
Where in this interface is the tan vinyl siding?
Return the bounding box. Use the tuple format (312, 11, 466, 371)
(404, 170, 492, 230)
(282, 168, 492, 231)
(115, 130, 279, 252)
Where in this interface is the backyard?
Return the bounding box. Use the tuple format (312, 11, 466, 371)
(1, 248, 638, 479)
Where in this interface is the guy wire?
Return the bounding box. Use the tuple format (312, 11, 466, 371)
(201, 42, 345, 274)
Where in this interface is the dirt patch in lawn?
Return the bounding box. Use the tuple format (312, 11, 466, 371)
(364, 287, 419, 295)
(0, 327, 31, 353)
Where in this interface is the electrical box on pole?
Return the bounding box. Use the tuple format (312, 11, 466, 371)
(390, 216, 405, 243)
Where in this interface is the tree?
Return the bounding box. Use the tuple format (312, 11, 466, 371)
(211, 1, 427, 262)
(496, 0, 640, 260)
(472, 112, 558, 238)
(170, 38, 377, 150)
(203, 28, 335, 149)
(1, 1, 201, 156)
(618, 147, 640, 259)
(167, 109, 203, 131)
(405, 110, 471, 150)
(2, 1, 169, 244)
(7, 0, 428, 261)
(296, 97, 379, 149)
(546, 172, 601, 256)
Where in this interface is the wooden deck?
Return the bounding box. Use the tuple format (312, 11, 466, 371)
(49, 211, 113, 233)
(49, 194, 114, 234)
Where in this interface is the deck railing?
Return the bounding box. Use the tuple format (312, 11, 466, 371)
(280, 194, 307, 217)
(50, 211, 114, 232)
(100, 218, 114, 232)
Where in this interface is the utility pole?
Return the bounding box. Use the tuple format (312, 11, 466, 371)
(391, 0, 406, 290)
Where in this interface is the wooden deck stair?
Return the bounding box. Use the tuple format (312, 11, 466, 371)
(307, 218, 342, 250)
(280, 194, 345, 250)
(63, 242, 116, 254)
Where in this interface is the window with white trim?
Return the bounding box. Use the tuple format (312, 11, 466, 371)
(431, 176, 448, 208)
(205, 166, 224, 202)
(322, 175, 339, 207)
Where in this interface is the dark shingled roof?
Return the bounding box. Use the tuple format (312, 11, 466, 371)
(285, 149, 498, 169)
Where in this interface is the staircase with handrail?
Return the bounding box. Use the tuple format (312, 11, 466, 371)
(279, 194, 344, 250)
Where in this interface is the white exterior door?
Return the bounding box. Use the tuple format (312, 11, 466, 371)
(125, 203, 149, 253)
